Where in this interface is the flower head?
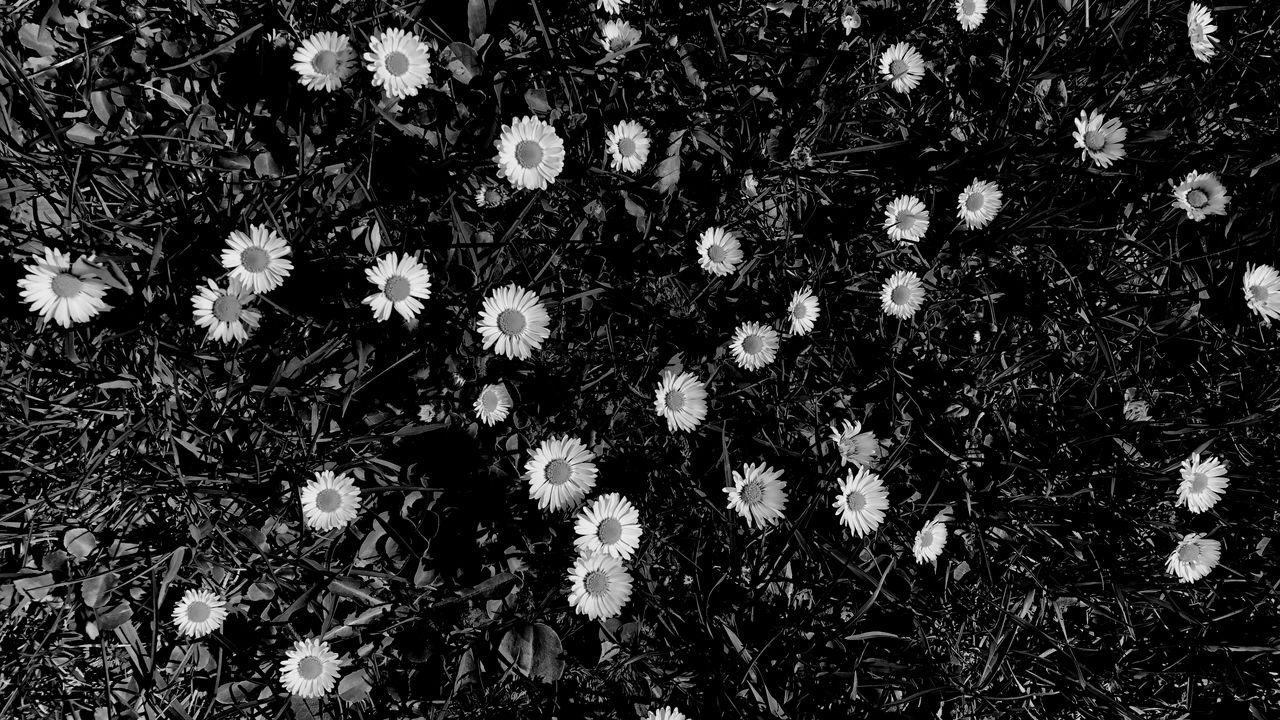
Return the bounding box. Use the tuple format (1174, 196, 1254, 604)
(526, 436, 598, 512)
(494, 116, 566, 190)
(1176, 453, 1228, 514)
(474, 383, 513, 426)
(879, 42, 925, 94)
(1170, 171, 1230, 221)
(172, 589, 229, 638)
(725, 462, 788, 529)
(192, 278, 260, 344)
(912, 520, 948, 563)
(654, 370, 709, 432)
(299, 470, 363, 532)
(786, 287, 820, 335)
(363, 252, 431, 322)
(568, 552, 633, 620)
(291, 32, 355, 91)
(476, 284, 552, 360)
(729, 321, 781, 371)
(598, 0, 628, 14)
(363, 28, 432, 99)
(833, 467, 890, 537)
(1187, 3, 1218, 62)
(955, 0, 988, 30)
(1072, 110, 1128, 168)
(696, 227, 744, 276)
(884, 195, 930, 243)
(17, 248, 109, 328)
(644, 707, 690, 720)
(600, 20, 641, 54)
(1242, 263, 1280, 325)
(606, 120, 651, 173)
(829, 420, 882, 468)
(574, 493, 644, 560)
(1165, 533, 1221, 583)
(880, 270, 926, 319)
(957, 179, 1003, 230)
(279, 638, 345, 698)
(220, 225, 292, 294)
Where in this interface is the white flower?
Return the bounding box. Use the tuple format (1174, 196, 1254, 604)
(279, 638, 345, 698)
(363, 28, 432, 99)
(1072, 110, 1127, 169)
(880, 270, 926, 319)
(878, 42, 925, 94)
(474, 383, 513, 425)
(600, 20, 641, 54)
(912, 520, 948, 563)
(956, 178, 1003, 230)
(1170, 171, 1230, 221)
(1176, 453, 1228, 514)
(220, 225, 293, 294)
(833, 467, 890, 537)
(526, 436, 598, 512)
(955, 0, 987, 30)
(598, 0, 628, 14)
(1242, 263, 1280, 325)
(696, 227, 744, 276)
(171, 589, 229, 638)
(494, 116, 566, 190)
(291, 32, 355, 92)
(725, 462, 788, 529)
(17, 248, 109, 328)
(1165, 533, 1221, 583)
(475, 185, 507, 208)
(729, 321, 781, 371)
(654, 370, 709, 432)
(568, 552, 633, 620)
(191, 278, 260, 344)
(362, 252, 431, 322)
(476, 284, 552, 360)
(644, 707, 690, 720)
(786, 287, 820, 335)
(574, 493, 643, 560)
(883, 195, 930, 243)
(829, 420, 882, 468)
(606, 120, 650, 173)
(1187, 3, 1218, 62)
(299, 470, 363, 532)
(840, 8, 861, 35)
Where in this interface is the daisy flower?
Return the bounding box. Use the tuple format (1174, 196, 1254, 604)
(598, 0, 628, 13)
(787, 287, 820, 335)
(220, 225, 293, 294)
(299, 470, 363, 532)
(17, 248, 109, 327)
(1242, 263, 1280, 324)
(829, 420, 882, 468)
(1176, 453, 1229, 514)
(291, 32, 355, 92)
(171, 589, 229, 638)
(725, 462, 788, 529)
(833, 466, 890, 537)
(654, 370, 709, 433)
(1165, 533, 1221, 583)
(696, 227, 744, 276)
(363, 28, 432, 99)
(474, 383, 513, 426)
(1170, 171, 1230, 221)
(645, 708, 690, 720)
(878, 42, 925, 94)
(476, 284, 552, 360)
(1187, 3, 1218, 62)
(600, 20, 641, 54)
(526, 436, 598, 512)
(568, 552, 633, 620)
(957, 179, 1003, 230)
(494, 116, 566, 190)
(279, 638, 345, 698)
(362, 252, 431, 322)
(573, 493, 643, 560)
(880, 270, 926, 319)
(1072, 110, 1127, 169)
(912, 520, 948, 563)
(728, 321, 781, 371)
(606, 120, 651, 173)
(191, 279, 260, 344)
(475, 185, 507, 208)
(955, 0, 987, 30)
(884, 195, 930, 243)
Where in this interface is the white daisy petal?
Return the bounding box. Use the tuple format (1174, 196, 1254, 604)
(956, 178, 1003, 230)
(786, 287, 820, 336)
(955, 0, 988, 30)
(606, 120, 651, 173)
(362, 252, 432, 322)
(1170, 171, 1230, 221)
(1242, 263, 1280, 325)
(220, 225, 293, 294)
(829, 419, 882, 468)
(1175, 453, 1229, 514)
(884, 195, 930, 243)
(1187, 3, 1218, 63)
(728, 321, 781, 371)
(912, 520, 948, 563)
(1071, 110, 1128, 169)
(878, 42, 925, 94)
(191, 278, 261, 344)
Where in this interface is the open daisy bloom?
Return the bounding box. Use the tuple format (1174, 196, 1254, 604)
(300, 470, 363, 532)
(477, 284, 552, 360)
(598, 0, 628, 13)
(363, 252, 431, 322)
(787, 287, 820, 335)
(292, 32, 355, 92)
(475, 184, 507, 208)
(1165, 533, 1221, 583)
(912, 520, 948, 563)
(654, 370, 709, 432)
(1242, 264, 1280, 324)
(1170, 171, 1230, 221)
(1176, 453, 1228, 514)
(956, 178, 1003, 230)
(574, 492, 644, 560)
(363, 28, 432, 99)
(729, 321, 781, 371)
(833, 466, 890, 537)
(171, 589, 229, 638)
(645, 708, 690, 720)
(600, 20, 642, 54)
(697, 226, 744, 276)
(474, 383, 513, 426)
(1187, 3, 1217, 62)
(221, 225, 293, 294)
(955, 0, 987, 30)
(192, 279, 260, 344)
(879, 42, 925, 94)
(607, 120, 651, 173)
(18, 248, 109, 328)
(279, 638, 345, 698)
(526, 436, 598, 512)
(569, 552, 633, 620)
(725, 462, 788, 529)
(1072, 110, 1127, 169)
(880, 270, 926, 319)
(884, 195, 930, 243)
(829, 420, 882, 468)
(494, 116, 566, 190)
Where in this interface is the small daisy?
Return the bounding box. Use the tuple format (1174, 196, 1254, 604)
(299, 470, 363, 532)
(1072, 110, 1128, 169)
(725, 462, 788, 529)
(878, 42, 925, 94)
(494, 116, 566, 191)
(363, 28, 432, 99)
(1242, 264, 1280, 324)
(955, 0, 988, 30)
(829, 420, 882, 468)
(220, 225, 293, 294)
(884, 195, 930, 243)
(474, 383, 513, 426)
(1176, 453, 1229, 514)
(645, 708, 690, 720)
(606, 120, 651, 173)
(17, 249, 109, 328)
(1170, 171, 1230, 221)
(568, 552, 633, 620)
(956, 179, 1003, 230)
(728, 321, 781, 371)
(598, 0, 628, 13)
(573, 493, 644, 560)
(475, 185, 507, 208)
(1165, 533, 1221, 583)
(526, 436, 598, 512)
(363, 252, 432, 322)
(880, 270, 926, 319)
(832, 467, 890, 538)
(279, 638, 345, 698)
(600, 20, 641, 54)
(787, 287, 820, 335)
(912, 520, 948, 563)
(191, 279, 260, 344)
(1187, 3, 1218, 63)
(291, 32, 355, 92)
(696, 227, 745, 276)
(476, 284, 552, 360)
(654, 370, 709, 433)
(171, 589, 229, 638)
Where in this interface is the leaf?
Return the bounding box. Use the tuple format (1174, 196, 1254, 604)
(453, 647, 481, 693)
(81, 572, 117, 607)
(467, 0, 489, 39)
(498, 622, 565, 683)
(654, 129, 686, 194)
(90, 91, 113, 123)
(63, 528, 97, 559)
(766, 1, 800, 15)
(66, 122, 101, 145)
(215, 152, 251, 170)
(524, 88, 551, 114)
(13, 573, 55, 601)
(18, 24, 58, 57)
(460, 572, 519, 601)
(442, 42, 481, 85)
(338, 669, 372, 703)
(96, 602, 132, 631)
(253, 151, 281, 178)
(215, 681, 269, 705)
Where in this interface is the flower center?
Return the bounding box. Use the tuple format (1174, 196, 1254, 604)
(312, 49, 339, 75)
(481, 390, 499, 412)
(544, 459, 571, 486)
(385, 50, 410, 77)
(596, 517, 623, 545)
(741, 334, 764, 355)
(706, 244, 727, 263)
(664, 389, 686, 412)
(609, 36, 630, 52)
(315, 488, 343, 513)
(1177, 544, 1202, 563)
(211, 295, 242, 323)
(496, 309, 527, 336)
(739, 480, 765, 505)
(485, 189, 503, 205)
(961, 0, 976, 13)
(918, 529, 934, 548)
(1190, 26, 1206, 43)
(895, 212, 918, 231)
(240, 246, 270, 273)
(297, 656, 325, 680)
(1189, 472, 1209, 494)
(617, 138, 637, 157)
(889, 59, 908, 78)
(51, 272, 83, 298)
(1083, 130, 1106, 152)
(791, 303, 807, 320)
(185, 600, 211, 623)
(583, 569, 609, 596)
(845, 490, 866, 512)
(1250, 284, 1271, 302)
(514, 140, 544, 169)
(1186, 189, 1209, 209)
(891, 285, 912, 305)
(965, 192, 985, 212)
(383, 275, 411, 302)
